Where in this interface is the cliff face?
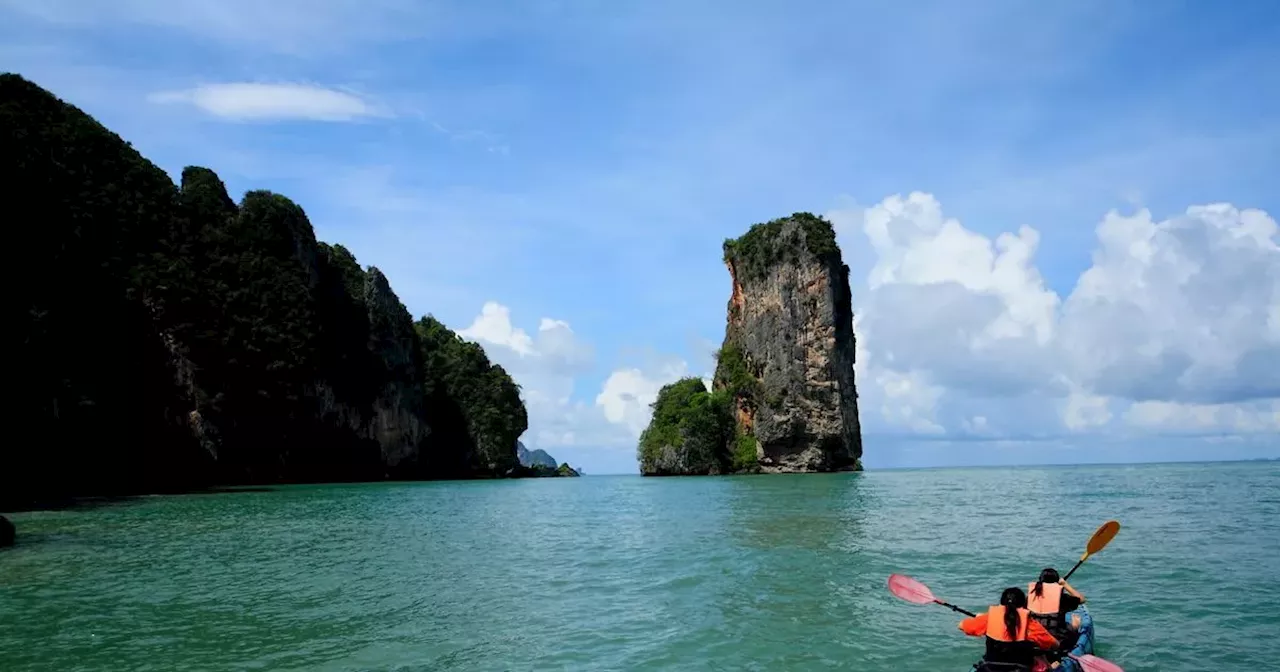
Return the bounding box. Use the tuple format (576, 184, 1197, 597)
(517, 442, 558, 469)
(719, 213, 862, 472)
(414, 316, 528, 478)
(1, 73, 528, 509)
(362, 267, 431, 471)
(637, 213, 862, 475)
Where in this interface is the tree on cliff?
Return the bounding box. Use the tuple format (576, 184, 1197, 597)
(416, 316, 528, 476)
(0, 72, 532, 510)
(638, 378, 735, 475)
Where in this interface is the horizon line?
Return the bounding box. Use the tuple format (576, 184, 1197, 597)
(576, 454, 1280, 476)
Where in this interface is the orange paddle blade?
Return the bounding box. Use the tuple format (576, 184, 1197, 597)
(1085, 520, 1121, 556)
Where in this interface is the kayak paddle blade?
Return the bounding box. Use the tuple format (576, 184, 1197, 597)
(887, 573, 936, 605)
(1085, 520, 1121, 556)
(1072, 653, 1125, 672)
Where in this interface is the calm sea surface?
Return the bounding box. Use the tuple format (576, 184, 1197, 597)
(2, 461, 1277, 671)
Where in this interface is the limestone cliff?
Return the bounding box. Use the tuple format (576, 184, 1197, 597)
(1, 72, 530, 510)
(517, 441, 558, 469)
(718, 213, 862, 472)
(637, 212, 862, 475)
(362, 268, 431, 471)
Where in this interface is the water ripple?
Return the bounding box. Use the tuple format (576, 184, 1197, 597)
(2, 463, 1277, 671)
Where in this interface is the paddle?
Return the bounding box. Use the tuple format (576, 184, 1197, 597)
(888, 572, 977, 616)
(887, 574, 1126, 672)
(1062, 520, 1120, 581)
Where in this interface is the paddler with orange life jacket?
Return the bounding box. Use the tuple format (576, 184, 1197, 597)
(958, 586, 1059, 672)
(1026, 568, 1087, 644)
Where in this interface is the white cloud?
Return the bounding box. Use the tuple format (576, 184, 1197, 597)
(595, 362, 692, 437)
(458, 301, 594, 374)
(1122, 399, 1280, 434)
(872, 368, 945, 435)
(148, 83, 384, 122)
(1058, 203, 1280, 405)
(1061, 387, 1112, 431)
(832, 192, 1280, 438)
(456, 301, 691, 457)
(459, 302, 536, 355)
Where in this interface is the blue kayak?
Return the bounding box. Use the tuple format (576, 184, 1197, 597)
(1053, 606, 1095, 672)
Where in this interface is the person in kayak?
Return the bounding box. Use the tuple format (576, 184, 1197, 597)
(958, 586, 1059, 671)
(1026, 568, 1087, 641)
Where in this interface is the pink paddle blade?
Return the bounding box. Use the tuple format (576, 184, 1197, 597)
(887, 573, 936, 605)
(1072, 654, 1125, 672)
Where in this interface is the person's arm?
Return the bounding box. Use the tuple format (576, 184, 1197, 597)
(1027, 618, 1060, 650)
(1060, 580, 1086, 604)
(958, 613, 988, 637)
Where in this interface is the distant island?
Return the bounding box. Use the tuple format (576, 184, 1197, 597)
(516, 441, 581, 477)
(637, 213, 863, 475)
(2, 73, 571, 512)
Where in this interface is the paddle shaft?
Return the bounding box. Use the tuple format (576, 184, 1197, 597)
(1063, 555, 1088, 581)
(934, 599, 977, 617)
(1065, 520, 1121, 581)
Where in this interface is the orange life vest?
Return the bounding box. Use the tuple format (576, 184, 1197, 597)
(981, 606, 1038, 669)
(984, 605, 1031, 641)
(1026, 582, 1063, 615)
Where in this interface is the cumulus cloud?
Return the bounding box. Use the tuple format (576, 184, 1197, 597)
(595, 362, 695, 437)
(1122, 399, 1280, 434)
(148, 83, 385, 121)
(831, 192, 1280, 438)
(1059, 204, 1280, 405)
(456, 301, 693, 455)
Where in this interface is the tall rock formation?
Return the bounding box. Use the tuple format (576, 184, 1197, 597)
(637, 213, 862, 475)
(719, 212, 862, 472)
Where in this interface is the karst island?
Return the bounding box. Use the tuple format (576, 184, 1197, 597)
(638, 213, 863, 475)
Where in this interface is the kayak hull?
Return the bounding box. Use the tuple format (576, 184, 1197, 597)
(1054, 606, 1095, 672)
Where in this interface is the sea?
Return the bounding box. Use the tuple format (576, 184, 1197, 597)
(2, 461, 1277, 671)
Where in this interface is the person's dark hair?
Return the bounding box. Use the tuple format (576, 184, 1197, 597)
(1033, 567, 1060, 598)
(999, 587, 1028, 639)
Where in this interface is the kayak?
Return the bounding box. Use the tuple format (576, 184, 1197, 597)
(1053, 605, 1095, 672)
(968, 605, 1096, 672)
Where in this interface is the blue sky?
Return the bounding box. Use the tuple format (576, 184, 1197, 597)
(3, 0, 1277, 473)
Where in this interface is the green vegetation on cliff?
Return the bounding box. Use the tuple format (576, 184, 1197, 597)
(2, 72, 531, 510)
(637, 350, 762, 475)
(415, 316, 528, 476)
(722, 212, 840, 283)
(638, 378, 731, 475)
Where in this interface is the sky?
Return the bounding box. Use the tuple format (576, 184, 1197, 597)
(2, 0, 1277, 473)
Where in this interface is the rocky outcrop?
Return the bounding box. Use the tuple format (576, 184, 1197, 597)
(517, 441, 559, 469)
(0, 516, 14, 547)
(1, 72, 530, 510)
(637, 213, 862, 475)
(719, 212, 862, 472)
(514, 441, 581, 477)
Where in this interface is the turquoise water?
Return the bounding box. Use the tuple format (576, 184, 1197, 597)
(2, 461, 1277, 671)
